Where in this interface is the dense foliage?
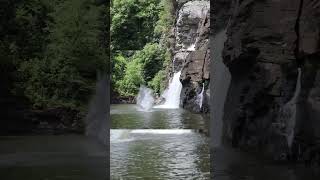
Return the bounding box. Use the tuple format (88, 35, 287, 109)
(0, 0, 109, 110)
(116, 43, 165, 96)
(111, 0, 174, 97)
(111, 0, 162, 50)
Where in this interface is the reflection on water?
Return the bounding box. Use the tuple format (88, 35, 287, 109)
(0, 135, 106, 180)
(212, 147, 320, 180)
(111, 104, 208, 129)
(111, 130, 210, 179)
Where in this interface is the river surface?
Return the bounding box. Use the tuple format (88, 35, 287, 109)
(111, 104, 208, 129)
(110, 129, 210, 179)
(212, 147, 320, 180)
(0, 135, 107, 180)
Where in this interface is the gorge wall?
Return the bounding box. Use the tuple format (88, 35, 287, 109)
(168, 0, 210, 113)
(213, 0, 320, 163)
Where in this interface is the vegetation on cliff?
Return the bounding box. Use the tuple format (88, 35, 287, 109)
(111, 0, 174, 98)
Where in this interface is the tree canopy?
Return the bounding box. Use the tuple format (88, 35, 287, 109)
(111, 0, 174, 97)
(111, 0, 162, 50)
(1, 0, 109, 110)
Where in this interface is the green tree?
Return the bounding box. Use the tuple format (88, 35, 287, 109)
(19, 0, 107, 109)
(14, 0, 53, 60)
(111, 0, 161, 50)
(115, 43, 165, 95)
(118, 59, 145, 96)
(111, 53, 127, 89)
(148, 70, 166, 94)
(132, 43, 165, 82)
(111, 0, 174, 97)
(154, 0, 175, 37)
(0, 0, 53, 98)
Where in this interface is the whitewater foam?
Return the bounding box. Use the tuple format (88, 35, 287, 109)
(136, 85, 155, 111)
(154, 71, 182, 109)
(131, 129, 192, 135)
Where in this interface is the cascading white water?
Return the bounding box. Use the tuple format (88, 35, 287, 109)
(154, 71, 183, 109)
(110, 129, 192, 143)
(136, 85, 155, 111)
(278, 68, 302, 148)
(211, 29, 231, 147)
(187, 43, 196, 51)
(196, 83, 205, 109)
(110, 129, 132, 143)
(153, 1, 208, 110)
(187, 35, 200, 51)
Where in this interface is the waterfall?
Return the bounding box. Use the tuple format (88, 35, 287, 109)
(154, 71, 182, 109)
(278, 68, 302, 149)
(136, 85, 155, 111)
(211, 29, 231, 147)
(196, 83, 205, 109)
(156, 0, 208, 110)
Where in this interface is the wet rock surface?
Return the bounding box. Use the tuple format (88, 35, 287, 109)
(175, 0, 209, 50)
(212, 0, 320, 166)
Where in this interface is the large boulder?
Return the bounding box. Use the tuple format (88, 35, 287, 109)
(175, 0, 209, 50)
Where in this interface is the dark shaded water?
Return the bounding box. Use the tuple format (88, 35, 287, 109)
(111, 104, 208, 129)
(111, 130, 210, 179)
(212, 147, 320, 180)
(0, 135, 107, 180)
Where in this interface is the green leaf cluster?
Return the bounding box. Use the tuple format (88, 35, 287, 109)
(111, 0, 162, 50)
(1, 0, 109, 110)
(111, 0, 174, 97)
(114, 43, 165, 96)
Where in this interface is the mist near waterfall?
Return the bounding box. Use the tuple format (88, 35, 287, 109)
(136, 85, 155, 111)
(85, 73, 109, 145)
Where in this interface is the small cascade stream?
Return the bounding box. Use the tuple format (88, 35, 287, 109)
(278, 68, 302, 149)
(196, 83, 205, 109)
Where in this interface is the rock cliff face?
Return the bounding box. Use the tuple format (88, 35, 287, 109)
(212, 0, 320, 163)
(169, 0, 210, 113)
